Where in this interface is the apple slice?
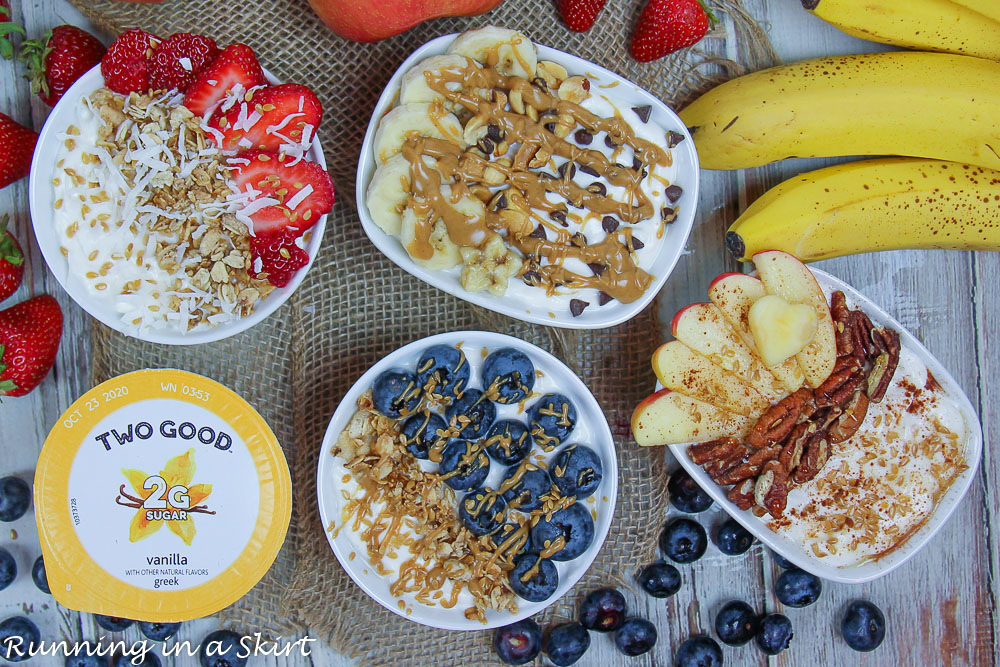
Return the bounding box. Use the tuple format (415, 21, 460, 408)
(707, 273, 807, 392)
(747, 295, 818, 367)
(632, 388, 752, 446)
(753, 251, 836, 388)
(671, 302, 786, 401)
(652, 341, 770, 417)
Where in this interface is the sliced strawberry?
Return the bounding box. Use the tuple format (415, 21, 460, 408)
(100, 28, 160, 94)
(229, 149, 334, 236)
(249, 229, 309, 288)
(208, 83, 322, 152)
(149, 32, 219, 92)
(183, 43, 265, 116)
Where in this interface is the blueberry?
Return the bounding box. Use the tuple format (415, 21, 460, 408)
(490, 522, 531, 558)
(775, 568, 822, 607)
(579, 588, 626, 632)
(95, 615, 134, 632)
(509, 554, 559, 602)
(674, 635, 723, 667)
(139, 621, 181, 641)
(459, 487, 507, 536)
(714, 518, 754, 555)
(530, 503, 594, 561)
(636, 561, 680, 598)
(0, 617, 39, 662)
(371, 369, 422, 419)
(446, 388, 497, 440)
(0, 548, 15, 592)
(31, 556, 49, 594)
(715, 600, 758, 646)
(500, 465, 552, 511)
(199, 629, 247, 667)
(0, 477, 31, 522)
(65, 656, 108, 667)
(493, 618, 542, 665)
(756, 613, 793, 655)
(113, 652, 160, 667)
(528, 393, 577, 449)
(667, 469, 713, 513)
(401, 411, 447, 459)
(484, 420, 532, 465)
(482, 348, 535, 404)
(841, 600, 886, 652)
(659, 518, 707, 564)
(550, 444, 603, 499)
(416, 344, 470, 400)
(438, 440, 490, 491)
(614, 617, 657, 656)
(770, 550, 795, 570)
(544, 622, 590, 666)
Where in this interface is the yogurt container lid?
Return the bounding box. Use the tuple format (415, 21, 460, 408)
(34, 369, 292, 622)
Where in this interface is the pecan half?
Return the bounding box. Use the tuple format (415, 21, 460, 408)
(792, 432, 829, 484)
(712, 443, 783, 486)
(688, 437, 741, 465)
(828, 390, 870, 443)
(779, 422, 814, 472)
(814, 358, 863, 408)
(754, 460, 790, 518)
(850, 310, 875, 364)
(727, 479, 755, 510)
(746, 387, 813, 448)
(867, 327, 901, 402)
(831, 291, 853, 356)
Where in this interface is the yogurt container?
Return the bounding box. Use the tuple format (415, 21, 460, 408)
(34, 369, 291, 621)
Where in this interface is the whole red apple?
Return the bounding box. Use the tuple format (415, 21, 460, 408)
(307, 0, 505, 42)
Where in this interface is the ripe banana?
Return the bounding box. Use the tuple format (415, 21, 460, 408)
(950, 0, 1000, 23)
(372, 103, 464, 165)
(447, 26, 537, 79)
(803, 0, 1000, 60)
(400, 55, 479, 110)
(725, 157, 1000, 262)
(679, 51, 1000, 171)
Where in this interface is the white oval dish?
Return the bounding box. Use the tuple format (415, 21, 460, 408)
(356, 32, 699, 330)
(665, 268, 982, 584)
(28, 64, 329, 345)
(316, 331, 618, 630)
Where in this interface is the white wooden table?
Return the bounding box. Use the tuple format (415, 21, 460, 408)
(1, 1, 995, 665)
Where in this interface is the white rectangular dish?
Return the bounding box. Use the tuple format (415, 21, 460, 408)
(356, 31, 699, 329)
(666, 268, 982, 584)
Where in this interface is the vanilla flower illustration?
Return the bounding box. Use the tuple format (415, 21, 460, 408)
(118, 448, 213, 545)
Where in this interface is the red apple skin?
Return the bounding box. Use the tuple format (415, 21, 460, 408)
(307, 0, 505, 42)
(631, 388, 673, 439)
(670, 302, 710, 337)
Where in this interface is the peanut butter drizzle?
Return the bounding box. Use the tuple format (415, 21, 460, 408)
(396, 58, 667, 304)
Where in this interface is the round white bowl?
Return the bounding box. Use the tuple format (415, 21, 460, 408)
(664, 268, 983, 584)
(356, 33, 699, 330)
(28, 65, 329, 345)
(316, 331, 618, 630)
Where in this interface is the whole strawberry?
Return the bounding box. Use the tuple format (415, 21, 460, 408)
(0, 112, 38, 189)
(149, 32, 219, 92)
(0, 215, 23, 303)
(557, 0, 607, 32)
(0, 294, 62, 397)
(20, 25, 107, 106)
(100, 28, 160, 94)
(631, 0, 716, 62)
(0, 0, 25, 61)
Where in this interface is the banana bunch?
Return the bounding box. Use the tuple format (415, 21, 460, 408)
(803, 0, 1000, 60)
(725, 158, 1000, 261)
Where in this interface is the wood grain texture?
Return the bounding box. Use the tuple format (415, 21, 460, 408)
(0, 0, 995, 665)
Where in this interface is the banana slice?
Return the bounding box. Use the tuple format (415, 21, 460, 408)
(372, 103, 465, 165)
(399, 205, 462, 270)
(400, 55, 479, 109)
(366, 154, 414, 235)
(447, 26, 537, 80)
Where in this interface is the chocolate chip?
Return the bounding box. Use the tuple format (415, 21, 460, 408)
(550, 210, 568, 226)
(578, 164, 599, 177)
(487, 124, 503, 142)
(574, 129, 593, 145)
(604, 135, 617, 149)
(569, 299, 589, 317)
(544, 122, 556, 133)
(571, 232, 587, 247)
(529, 225, 547, 240)
(478, 137, 494, 154)
(614, 162, 629, 171)
(531, 77, 548, 91)
(557, 161, 576, 179)
(631, 105, 652, 123)
(587, 262, 606, 276)
(632, 156, 643, 171)
(586, 182, 607, 196)
(630, 237, 645, 251)
(667, 131, 685, 148)
(602, 216, 619, 233)
(661, 206, 677, 224)
(665, 184, 683, 202)
(493, 192, 508, 211)
(522, 270, 542, 286)
(598, 291, 614, 306)
(642, 169, 648, 178)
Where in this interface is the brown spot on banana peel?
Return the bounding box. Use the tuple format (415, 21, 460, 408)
(721, 116, 739, 133)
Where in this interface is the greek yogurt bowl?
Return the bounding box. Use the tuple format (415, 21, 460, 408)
(28, 64, 329, 345)
(357, 28, 699, 330)
(317, 331, 618, 630)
